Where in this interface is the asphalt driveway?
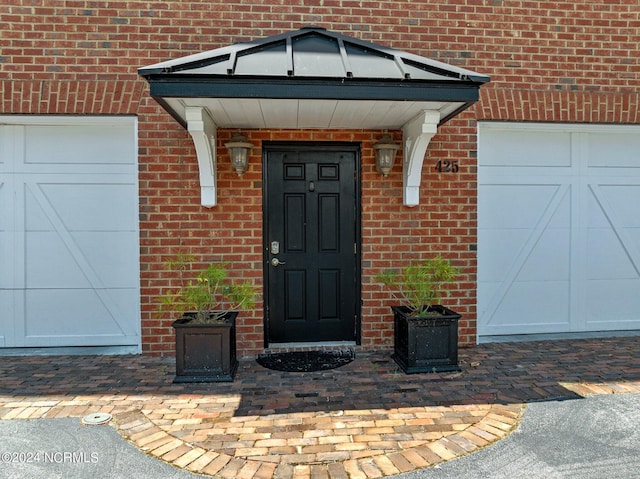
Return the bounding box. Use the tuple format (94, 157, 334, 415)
(0, 417, 207, 479)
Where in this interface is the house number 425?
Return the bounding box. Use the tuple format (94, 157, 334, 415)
(435, 160, 459, 173)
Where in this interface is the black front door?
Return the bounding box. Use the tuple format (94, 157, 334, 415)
(264, 144, 360, 344)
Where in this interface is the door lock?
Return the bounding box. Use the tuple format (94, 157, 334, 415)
(270, 241, 280, 255)
(271, 258, 286, 267)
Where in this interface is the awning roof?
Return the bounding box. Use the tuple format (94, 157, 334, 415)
(139, 26, 489, 129)
(138, 26, 490, 207)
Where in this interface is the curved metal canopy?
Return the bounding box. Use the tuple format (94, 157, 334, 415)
(138, 26, 490, 207)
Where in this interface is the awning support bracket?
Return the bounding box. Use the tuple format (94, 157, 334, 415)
(402, 110, 440, 207)
(185, 106, 217, 207)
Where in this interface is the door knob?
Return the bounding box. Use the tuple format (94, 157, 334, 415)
(271, 258, 286, 267)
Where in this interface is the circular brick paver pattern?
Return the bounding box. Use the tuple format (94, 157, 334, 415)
(2, 337, 640, 478)
(115, 402, 521, 478)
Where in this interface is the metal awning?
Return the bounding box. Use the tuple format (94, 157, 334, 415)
(138, 26, 490, 207)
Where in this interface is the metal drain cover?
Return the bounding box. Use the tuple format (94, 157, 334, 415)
(81, 412, 112, 425)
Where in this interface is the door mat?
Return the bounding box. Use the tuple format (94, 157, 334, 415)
(256, 350, 355, 372)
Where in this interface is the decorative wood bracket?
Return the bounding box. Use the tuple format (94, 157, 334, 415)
(401, 110, 441, 207)
(185, 106, 217, 207)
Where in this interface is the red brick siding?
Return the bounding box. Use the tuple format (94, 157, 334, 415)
(2, 1, 638, 92)
(2, 1, 638, 356)
(139, 126, 267, 355)
(476, 89, 640, 123)
(138, 126, 478, 355)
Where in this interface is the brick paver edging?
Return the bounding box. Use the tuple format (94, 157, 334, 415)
(114, 403, 524, 479)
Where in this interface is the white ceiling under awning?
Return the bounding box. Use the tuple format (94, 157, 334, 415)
(162, 97, 466, 130)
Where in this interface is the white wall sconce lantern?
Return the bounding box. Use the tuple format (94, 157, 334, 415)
(373, 134, 400, 177)
(225, 131, 253, 176)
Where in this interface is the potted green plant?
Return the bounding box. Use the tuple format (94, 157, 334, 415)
(159, 253, 258, 382)
(376, 256, 461, 373)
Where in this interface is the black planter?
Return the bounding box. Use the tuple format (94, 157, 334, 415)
(391, 305, 461, 374)
(172, 311, 238, 383)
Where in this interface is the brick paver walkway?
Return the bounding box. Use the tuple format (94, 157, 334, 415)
(1, 337, 640, 478)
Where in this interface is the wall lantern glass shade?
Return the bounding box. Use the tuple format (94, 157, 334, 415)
(373, 134, 400, 177)
(225, 131, 253, 176)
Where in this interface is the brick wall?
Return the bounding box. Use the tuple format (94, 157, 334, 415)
(137, 126, 478, 355)
(2, 1, 638, 356)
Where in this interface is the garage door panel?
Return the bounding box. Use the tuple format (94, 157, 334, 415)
(627, 229, 640, 261)
(478, 229, 532, 282)
(75, 232, 140, 287)
(25, 234, 140, 288)
(586, 280, 640, 326)
(0, 231, 10, 289)
(23, 288, 138, 344)
(25, 289, 122, 337)
(26, 232, 140, 289)
(592, 185, 640, 227)
(26, 232, 90, 288)
(0, 186, 10, 289)
(0, 130, 14, 334)
(519, 228, 571, 281)
(24, 184, 54, 232)
(587, 133, 640, 168)
(587, 229, 639, 279)
(0, 126, 13, 170)
(479, 227, 570, 281)
(484, 281, 571, 334)
(547, 191, 572, 229)
(0, 291, 11, 346)
(479, 184, 561, 229)
(480, 129, 571, 167)
(25, 183, 139, 289)
(38, 183, 137, 232)
(480, 227, 571, 333)
(24, 124, 136, 166)
(479, 180, 572, 328)
(588, 184, 640, 279)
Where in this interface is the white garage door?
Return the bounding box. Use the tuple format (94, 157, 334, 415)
(478, 122, 640, 339)
(0, 116, 140, 351)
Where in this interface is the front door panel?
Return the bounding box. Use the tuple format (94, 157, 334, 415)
(265, 145, 359, 344)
